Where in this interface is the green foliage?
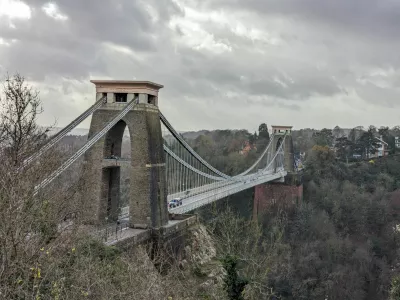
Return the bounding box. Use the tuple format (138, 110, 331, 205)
(379, 126, 390, 143)
(354, 126, 380, 158)
(221, 255, 249, 300)
(192, 129, 400, 299)
(305, 145, 335, 177)
(256, 123, 270, 153)
(390, 275, 400, 300)
(193, 265, 207, 278)
(189, 124, 271, 176)
(37, 200, 58, 243)
(312, 128, 333, 147)
(332, 125, 344, 138)
(294, 124, 400, 162)
(240, 148, 400, 299)
(292, 128, 316, 153)
(258, 123, 269, 140)
(79, 238, 121, 262)
(334, 136, 352, 160)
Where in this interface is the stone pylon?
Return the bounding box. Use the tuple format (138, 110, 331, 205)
(83, 80, 168, 229)
(271, 125, 294, 172)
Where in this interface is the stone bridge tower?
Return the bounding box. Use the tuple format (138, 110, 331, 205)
(84, 80, 168, 229)
(271, 125, 294, 172)
(253, 125, 302, 218)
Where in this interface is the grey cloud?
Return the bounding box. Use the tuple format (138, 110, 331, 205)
(202, 0, 400, 71)
(208, 0, 400, 40)
(243, 96, 302, 110)
(0, 0, 378, 102)
(35, 0, 181, 47)
(0, 0, 181, 80)
(172, 48, 345, 101)
(1, 0, 400, 131)
(0, 36, 101, 81)
(355, 82, 400, 108)
(244, 68, 345, 99)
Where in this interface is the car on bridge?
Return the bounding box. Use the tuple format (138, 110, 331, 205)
(169, 198, 182, 208)
(106, 155, 119, 159)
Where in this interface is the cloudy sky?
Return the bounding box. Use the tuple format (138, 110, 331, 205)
(0, 0, 400, 132)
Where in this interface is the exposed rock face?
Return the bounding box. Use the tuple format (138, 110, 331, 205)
(182, 224, 226, 298)
(121, 223, 226, 299)
(185, 224, 216, 265)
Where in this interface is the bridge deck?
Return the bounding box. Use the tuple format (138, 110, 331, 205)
(169, 169, 286, 214)
(118, 168, 286, 218)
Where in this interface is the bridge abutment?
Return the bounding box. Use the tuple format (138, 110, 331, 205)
(253, 172, 303, 218)
(102, 215, 199, 270)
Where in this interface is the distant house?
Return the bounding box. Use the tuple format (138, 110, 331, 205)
(240, 141, 253, 156)
(369, 136, 389, 158)
(294, 157, 304, 171)
(395, 136, 400, 149)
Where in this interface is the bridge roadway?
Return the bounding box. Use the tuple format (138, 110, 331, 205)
(118, 168, 286, 218)
(167, 181, 232, 201)
(169, 168, 286, 214)
(166, 169, 275, 203)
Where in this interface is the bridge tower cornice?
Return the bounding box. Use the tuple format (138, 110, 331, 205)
(271, 125, 293, 136)
(91, 80, 164, 107)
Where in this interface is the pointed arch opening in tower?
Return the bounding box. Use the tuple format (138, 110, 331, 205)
(101, 120, 131, 221)
(276, 137, 283, 151)
(120, 125, 131, 217)
(274, 137, 284, 173)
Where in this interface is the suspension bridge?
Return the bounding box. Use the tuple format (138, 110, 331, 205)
(24, 80, 294, 233)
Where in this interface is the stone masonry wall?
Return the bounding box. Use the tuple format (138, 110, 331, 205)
(83, 104, 168, 228)
(253, 182, 303, 218)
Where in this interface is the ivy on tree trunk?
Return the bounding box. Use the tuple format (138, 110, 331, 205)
(221, 255, 249, 300)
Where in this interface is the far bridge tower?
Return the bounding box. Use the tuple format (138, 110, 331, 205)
(253, 125, 303, 217)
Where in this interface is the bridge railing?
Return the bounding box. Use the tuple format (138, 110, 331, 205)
(93, 222, 131, 242)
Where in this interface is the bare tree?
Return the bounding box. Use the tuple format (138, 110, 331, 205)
(0, 73, 49, 166)
(208, 208, 282, 299)
(0, 73, 78, 298)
